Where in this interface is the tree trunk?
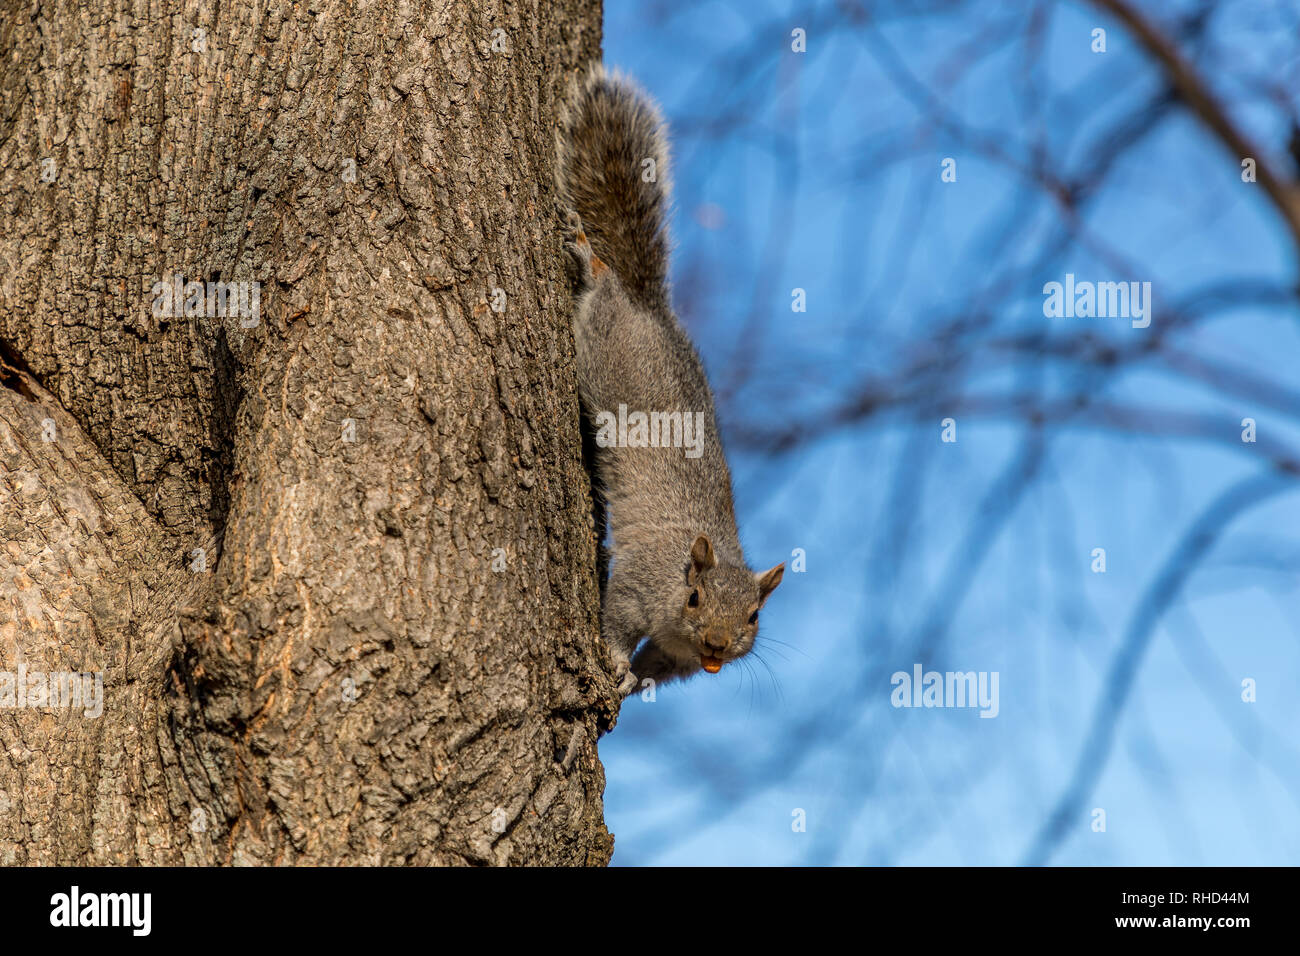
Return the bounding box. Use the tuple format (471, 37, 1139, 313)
(0, 0, 617, 865)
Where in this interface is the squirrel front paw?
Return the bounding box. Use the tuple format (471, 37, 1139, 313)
(609, 651, 640, 698)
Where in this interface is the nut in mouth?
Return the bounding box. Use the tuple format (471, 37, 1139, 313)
(700, 654, 723, 674)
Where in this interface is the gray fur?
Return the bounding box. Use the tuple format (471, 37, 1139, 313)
(558, 64, 673, 314)
(559, 65, 783, 695)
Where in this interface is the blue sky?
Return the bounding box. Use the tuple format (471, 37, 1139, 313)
(597, 0, 1300, 865)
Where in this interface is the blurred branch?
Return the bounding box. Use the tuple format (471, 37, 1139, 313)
(1022, 469, 1297, 864)
(1091, 0, 1300, 252)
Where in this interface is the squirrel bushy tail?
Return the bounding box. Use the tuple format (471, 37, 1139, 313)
(559, 65, 672, 313)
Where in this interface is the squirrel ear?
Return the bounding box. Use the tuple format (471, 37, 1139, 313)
(688, 534, 716, 582)
(755, 563, 784, 606)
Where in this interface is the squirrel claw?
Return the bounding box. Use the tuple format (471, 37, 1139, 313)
(566, 222, 610, 285)
(610, 653, 638, 698)
(566, 234, 596, 285)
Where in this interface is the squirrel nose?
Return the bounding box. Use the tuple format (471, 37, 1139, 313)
(702, 634, 731, 654)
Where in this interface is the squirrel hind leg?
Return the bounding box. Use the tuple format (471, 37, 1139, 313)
(565, 223, 610, 288)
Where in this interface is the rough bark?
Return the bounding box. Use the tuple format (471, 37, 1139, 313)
(0, 0, 618, 865)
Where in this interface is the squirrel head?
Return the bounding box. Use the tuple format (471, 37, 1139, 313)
(680, 534, 783, 674)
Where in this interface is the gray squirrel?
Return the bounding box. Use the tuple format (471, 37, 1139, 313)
(558, 65, 784, 697)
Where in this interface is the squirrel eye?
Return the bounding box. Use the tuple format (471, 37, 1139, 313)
(688, 589, 700, 608)
(748, 611, 758, 625)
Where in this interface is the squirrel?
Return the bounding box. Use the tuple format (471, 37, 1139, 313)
(558, 65, 784, 698)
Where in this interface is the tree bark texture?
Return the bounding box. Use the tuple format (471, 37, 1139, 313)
(0, 0, 618, 865)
